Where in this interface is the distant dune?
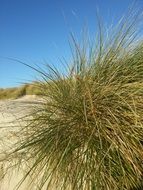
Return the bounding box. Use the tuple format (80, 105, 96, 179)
(0, 82, 41, 100)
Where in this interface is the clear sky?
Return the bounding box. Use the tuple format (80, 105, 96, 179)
(0, 0, 143, 88)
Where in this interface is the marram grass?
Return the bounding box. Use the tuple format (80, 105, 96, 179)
(1, 11, 143, 190)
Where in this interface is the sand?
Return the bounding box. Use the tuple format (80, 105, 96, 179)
(0, 96, 42, 190)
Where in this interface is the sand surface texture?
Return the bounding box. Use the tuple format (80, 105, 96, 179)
(0, 96, 44, 190)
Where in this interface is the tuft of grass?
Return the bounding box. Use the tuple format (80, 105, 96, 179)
(1, 9, 143, 190)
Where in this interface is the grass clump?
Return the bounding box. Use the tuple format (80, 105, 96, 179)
(1, 9, 143, 190)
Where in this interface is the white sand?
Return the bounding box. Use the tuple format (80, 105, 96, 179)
(0, 96, 43, 190)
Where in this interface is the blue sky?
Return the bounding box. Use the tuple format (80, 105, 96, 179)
(0, 0, 143, 88)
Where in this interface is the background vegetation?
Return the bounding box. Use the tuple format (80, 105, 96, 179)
(0, 82, 41, 99)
